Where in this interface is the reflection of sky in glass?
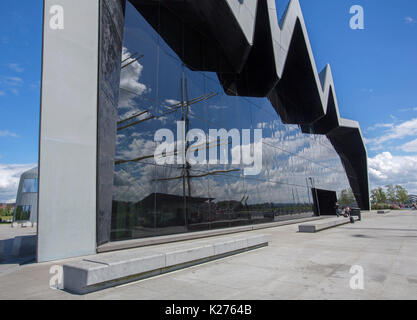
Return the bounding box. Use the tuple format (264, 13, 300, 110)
(22, 179, 38, 193)
(113, 3, 356, 212)
(113, 2, 355, 207)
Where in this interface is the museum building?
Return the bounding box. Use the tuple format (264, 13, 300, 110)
(37, 0, 370, 262)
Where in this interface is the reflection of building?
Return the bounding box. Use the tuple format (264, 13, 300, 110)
(37, 0, 370, 262)
(112, 193, 214, 240)
(14, 167, 38, 223)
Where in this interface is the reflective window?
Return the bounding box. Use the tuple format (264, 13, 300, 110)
(22, 179, 38, 193)
(15, 205, 31, 221)
(109, 2, 356, 242)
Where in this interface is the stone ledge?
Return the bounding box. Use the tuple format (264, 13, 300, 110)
(97, 215, 325, 253)
(63, 234, 271, 294)
(377, 210, 391, 214)
(298, 217, 359, 233)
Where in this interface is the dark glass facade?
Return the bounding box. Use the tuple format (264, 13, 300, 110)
(110, 2, 356, 242)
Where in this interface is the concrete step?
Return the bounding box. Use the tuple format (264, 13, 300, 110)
(63, 233, 271, 294)
(298, 217, 358, 233)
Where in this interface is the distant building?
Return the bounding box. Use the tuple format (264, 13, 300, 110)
(409, 195, 417, 204)
(14, 167, 38, 223)
(0, 203, 15, 210)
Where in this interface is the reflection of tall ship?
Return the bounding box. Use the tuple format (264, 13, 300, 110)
(113, 73, 314, 241)
(113, 76, 243, 240)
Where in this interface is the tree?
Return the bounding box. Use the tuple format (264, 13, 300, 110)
(385, 184, 396, 203)
(371, 187, 387, 204)
(0, 208, 12, 218)
(340, 189, 355, 206)
(395, 185, 409, 204)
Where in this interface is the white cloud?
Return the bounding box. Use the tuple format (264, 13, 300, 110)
(0, 76, 23, 86)
(0, 164, 36, 202)
(405, 16, 416, 24)
(367, 118, 417, 145)
(0, 76, 23, 96)
(368, 152, 417, 193)
(401, 138, 417, 153)
(398, 107, 417, 112)
(366, 122, 394, 132)
(0, 130, 19, 138)
(7, 63, 24, 73)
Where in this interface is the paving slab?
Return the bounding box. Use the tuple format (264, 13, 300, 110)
(1, 211, 417, 300)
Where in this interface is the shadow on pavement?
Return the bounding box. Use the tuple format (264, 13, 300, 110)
(0, 235, 36, 265)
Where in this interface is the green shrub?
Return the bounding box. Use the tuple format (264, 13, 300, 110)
(371, 203, 401, 210)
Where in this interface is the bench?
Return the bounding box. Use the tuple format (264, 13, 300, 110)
(63, 233, 271, 294)
(298, 217, 359, 233)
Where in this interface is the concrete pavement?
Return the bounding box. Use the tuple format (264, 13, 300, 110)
(1, 210, 416, 300)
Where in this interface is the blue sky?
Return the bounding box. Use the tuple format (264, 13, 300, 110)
(0, 0, 417, 201)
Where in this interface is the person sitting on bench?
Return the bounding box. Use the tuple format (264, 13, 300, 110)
(345, 206, 352, 217)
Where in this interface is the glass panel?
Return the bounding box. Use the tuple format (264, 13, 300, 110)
(22, 179, 38, 193)
(15, 205, 31, 221)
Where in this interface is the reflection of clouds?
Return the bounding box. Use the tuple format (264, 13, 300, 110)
(112, 3, 355, 211)
(119, 47, 148, 110)
(114, 119, 351, 205)
(165, 99, 180, 105)
(206, 124, 350, 204)
(118, 108, 150, 122)
(114, 163, 187, 202)
(0, 164, 36, 202)
(208, 104, 227, 110)
(114, 56, 351, 205)
(117, 137, 156, 160)
(113, 167, 152, 202)
(116, 134, 126, 145)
